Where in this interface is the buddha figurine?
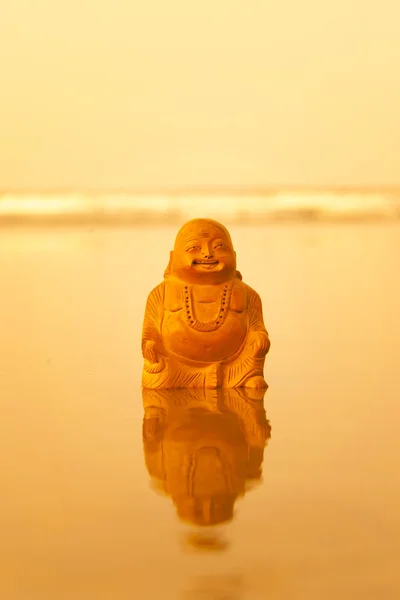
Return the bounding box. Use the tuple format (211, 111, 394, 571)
(142, 387, 271, 530)
(142, 218, 270, 389)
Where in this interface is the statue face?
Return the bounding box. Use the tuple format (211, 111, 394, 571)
(170, 219, 237, 283)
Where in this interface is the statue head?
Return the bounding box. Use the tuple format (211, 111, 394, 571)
(164, 218, 239, 284)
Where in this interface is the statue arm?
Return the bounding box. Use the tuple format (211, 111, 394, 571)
(248, 288, 268, 333)
(142, 283, 166, 359)
(247, 287, 270, 357)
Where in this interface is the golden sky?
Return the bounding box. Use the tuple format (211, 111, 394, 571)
(1, 1, 399, 189)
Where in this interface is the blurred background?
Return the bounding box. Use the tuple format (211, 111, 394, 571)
(1, 2, 400, 600)
(1, 0, 400, 221)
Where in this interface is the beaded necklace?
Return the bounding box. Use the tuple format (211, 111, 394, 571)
(183, 281, 234, 332)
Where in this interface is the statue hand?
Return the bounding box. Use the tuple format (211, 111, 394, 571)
(143, 340, 159, 363)
(249, 331, 270, 358)
(143, 340, 166, 373)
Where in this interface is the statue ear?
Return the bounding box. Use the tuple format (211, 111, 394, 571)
(233, 251, 242, 279)
(164, 251, 173, 278)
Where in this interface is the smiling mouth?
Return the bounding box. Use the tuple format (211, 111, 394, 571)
(192, 259, 219, 266)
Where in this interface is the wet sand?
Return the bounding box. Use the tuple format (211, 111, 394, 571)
(1, 223, 399, 599)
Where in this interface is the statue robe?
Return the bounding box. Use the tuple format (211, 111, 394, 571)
(142, 278, 269, 389)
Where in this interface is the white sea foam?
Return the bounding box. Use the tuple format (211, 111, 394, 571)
(0, 191, 399, 222)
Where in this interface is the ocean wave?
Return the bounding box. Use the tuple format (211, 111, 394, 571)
(1, 191, 399, 224)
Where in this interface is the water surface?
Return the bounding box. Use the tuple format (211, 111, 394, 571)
(1, 224, 399, 599)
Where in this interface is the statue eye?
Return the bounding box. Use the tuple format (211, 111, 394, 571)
(186, 245, 200, 252)
(214, 243, 224, 250)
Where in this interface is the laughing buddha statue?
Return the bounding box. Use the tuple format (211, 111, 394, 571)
(142, 218, 270, 389)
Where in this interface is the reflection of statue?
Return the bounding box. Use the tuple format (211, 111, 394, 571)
(142, 387, 271, 531)
(142, 218, 270, 389)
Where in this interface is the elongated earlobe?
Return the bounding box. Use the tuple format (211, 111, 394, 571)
(164, 251, 174, 278)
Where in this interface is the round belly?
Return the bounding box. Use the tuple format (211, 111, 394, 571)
(162, 311, 247, 362)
